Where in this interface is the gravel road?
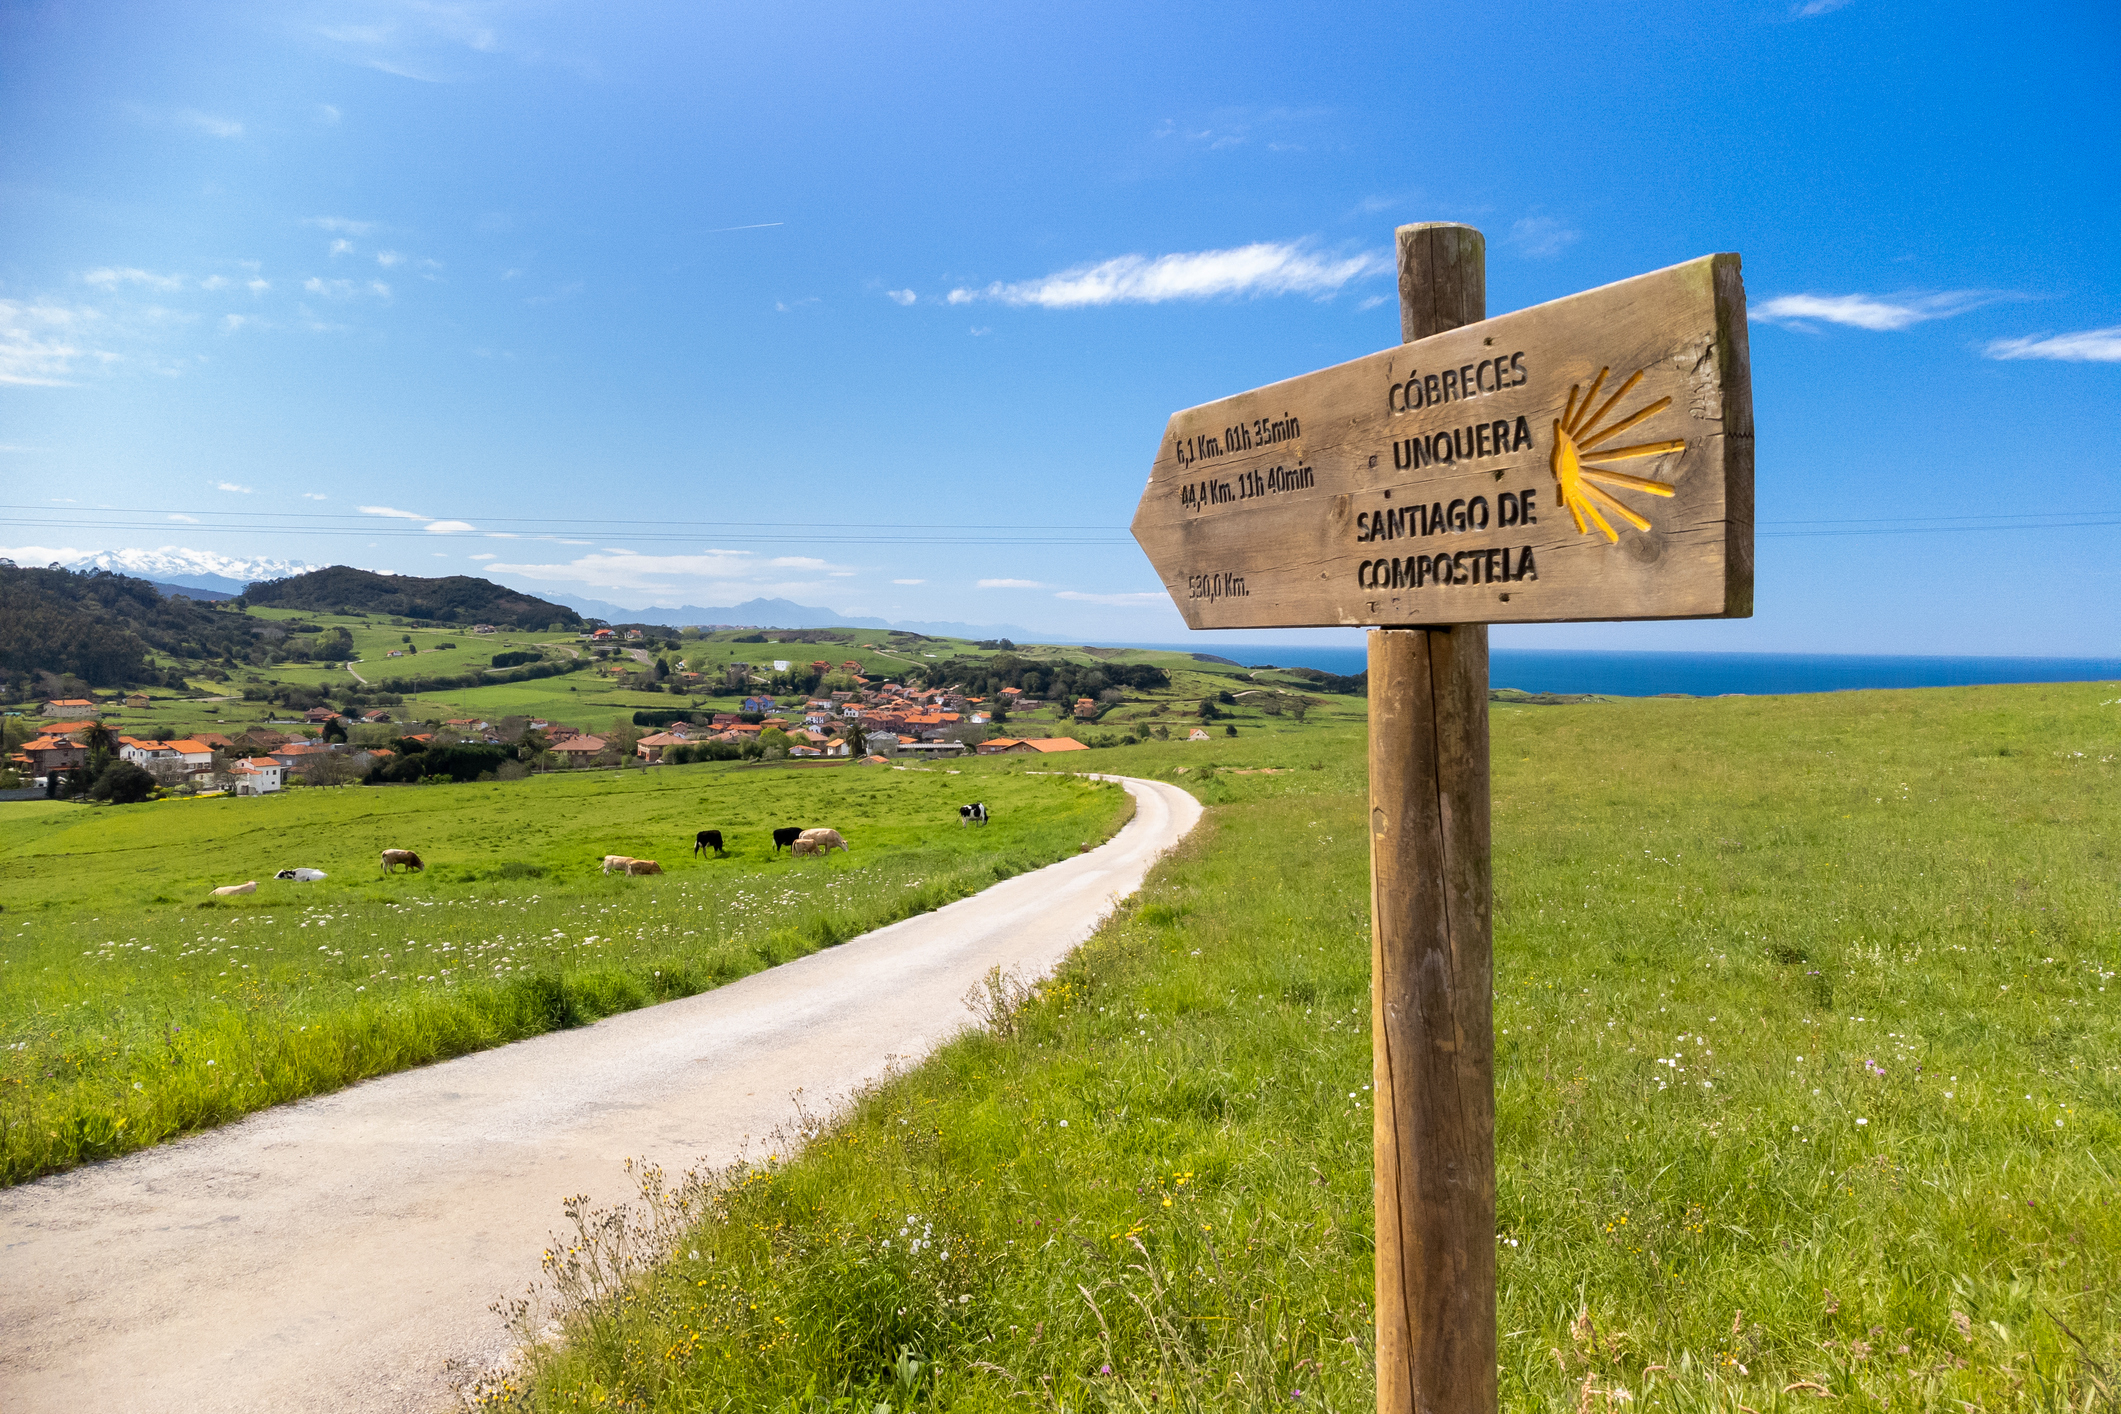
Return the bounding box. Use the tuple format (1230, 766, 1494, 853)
(0, 774, 1200, 1413)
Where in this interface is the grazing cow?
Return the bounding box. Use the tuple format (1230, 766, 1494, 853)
(694, 829, 725, 858)
(958, 802, 988, 827)
(625, 859, 663, 876)
(771, 827, 804, 855)
(601, 855, 636, 874)
(380, 849, 425, 874)
(796, 827, 848, 855)
(211, 881, 257, 897)
(274, 868, 328, 881)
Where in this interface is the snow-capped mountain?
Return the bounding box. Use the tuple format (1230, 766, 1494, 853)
(57, 547, 325, 595)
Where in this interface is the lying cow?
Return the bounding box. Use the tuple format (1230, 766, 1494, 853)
(275, 868, 328, 881)
(959, 802, 987, 826)
(694, 829, 725, 858)
(380, 849, 425, 874)
(791, 827, 848, 857)
(601, 855, 636, 874)
(771, 827, 805, 855)
(625, 859, 663, 876)
(210, 881, 257, 897)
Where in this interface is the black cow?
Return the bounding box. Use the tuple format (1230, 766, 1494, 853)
(694, 829, 725, 858)
(771, 826, 804, 854)
(958, 802, 988, 826)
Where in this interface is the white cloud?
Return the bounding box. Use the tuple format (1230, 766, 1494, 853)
(892, 578, 925, 585)
(303, 493, 328, 500)
(1054, 590, 1169, 606)
(317, 104, 342, 125)
(376, 250, 403, 267)
(484, 549, 851, 596)
(358, 504, 429, 520)
(247, 278, 271, 294)
(1356, 294, 1387, 312)
(468, 552, 498, 560)
(168, 513, 201, 523)
(329, 239, 355, 257)
(199, 276, 230, 291)
(1982, 326, 2121, 363)
(947, 240, 1390, 308)
(1507, 216, 1581, 259)
(305, 216, 377, 236)
(84, 267, 185, 292)
(177, 109, 243, 139)
(220, 314, 250, 333)
(216, 481, 255, 494)
(1793, 0, 1852, 14)
(968, 326, 991, 336)
(1751, 290, 1998, 332)
(0, 299, 101, 386)
(424, 520, 476, 534)
(979, 578, 1044, 589)
(886, 289, 916, 306)
(774, 296, 820, 313)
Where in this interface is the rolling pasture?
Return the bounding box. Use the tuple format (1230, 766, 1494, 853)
(501, 682, 2120, 1413)
(0, 761, 1134, 1184)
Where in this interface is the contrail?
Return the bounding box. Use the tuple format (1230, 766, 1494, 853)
(705, 221, 784, 233)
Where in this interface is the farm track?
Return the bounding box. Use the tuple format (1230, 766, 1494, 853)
(0, 775, 1202, 1414)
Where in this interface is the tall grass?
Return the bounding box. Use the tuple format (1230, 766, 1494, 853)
(492, 682, 2119, 1412)
(0, 765, 1134, 1183)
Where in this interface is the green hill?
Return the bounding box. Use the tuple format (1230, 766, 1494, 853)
(242, 567, 582, 630)
(0, 563, 259, 692)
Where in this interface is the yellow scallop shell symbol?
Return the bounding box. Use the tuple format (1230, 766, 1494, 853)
(1549, 367, 1685, 543)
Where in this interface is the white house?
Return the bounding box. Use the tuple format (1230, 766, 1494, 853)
(230, 757, 287, 795)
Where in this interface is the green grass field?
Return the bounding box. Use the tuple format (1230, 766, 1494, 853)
(487, 681, 2119, 1413)
(0, 761, 1134, 1184)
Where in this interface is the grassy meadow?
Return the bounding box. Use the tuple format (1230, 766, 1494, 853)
(488, 681, 2119, 1413)
(0, 761, 1135, 1184)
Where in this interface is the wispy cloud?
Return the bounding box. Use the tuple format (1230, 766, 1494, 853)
(1792, 0, 1852, 15)
(176, 109, 243, 139)
(484, 549, 851, 595)
(947, 240, 1389, 308)
(0, 299, 101, 386)
(979, 578, 1044, 589)
(358, 505, 429, 520)
(424, 520, 476, 534)
(886, 289, 916, 306)
(468, 552, 498, 560)
(775, 296, 820, 313)
(305, 216, 377, 236)
(168, 513, 201, 523)
(84, 267, 185, 292)
(892, 578, 925, 585)
(216, 481, 255, 494)
(302, 493, 328, 501)
(1751, 290, 2001, 332)
(316, 103, 342, 125)
(1982, 326, 2121, 363)
(1507, 215, 1581, 259)
(1054, 590, 1169, 606)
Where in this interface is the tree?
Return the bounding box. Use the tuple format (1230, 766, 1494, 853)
(88, 760, 157, 804)
(299, 754, 361, 787)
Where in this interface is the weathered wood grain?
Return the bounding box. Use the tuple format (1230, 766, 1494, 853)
(1370, 624, 1497, 1414)
(1131, 252, 1753, 629)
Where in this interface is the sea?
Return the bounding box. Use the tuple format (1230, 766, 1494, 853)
(1106, 645, 2121, 698)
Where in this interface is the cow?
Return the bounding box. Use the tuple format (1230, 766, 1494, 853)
(694, 829, 725, 858)
(771, 827, 804, 855)
(380, 849, 425, 874)
(210, 881, 257, 897)
(958, 802, 988, 826)
(625, 859, 663, 876)
(796, 827, 848, 855)
(601, 855, 636, 874)
(274, 868, 328, 881)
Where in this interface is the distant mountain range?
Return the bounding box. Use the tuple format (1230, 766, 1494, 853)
(540, 591, 1037, 641)
(58, 548, 324, 597)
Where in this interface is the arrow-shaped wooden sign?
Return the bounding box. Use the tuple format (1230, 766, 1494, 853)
(1131, 254, 1754, 628)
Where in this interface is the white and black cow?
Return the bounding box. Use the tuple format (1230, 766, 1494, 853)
(958, 802, 988, 826)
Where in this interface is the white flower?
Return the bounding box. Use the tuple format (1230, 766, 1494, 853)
(1058, 1119, 1067, 1127)
(1856, 1117, 1868, 1125)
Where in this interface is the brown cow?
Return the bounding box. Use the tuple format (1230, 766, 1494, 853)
(380, 849, 425, 874)
(624, 858, 662, 876)
(796, 828, 848, 855)
(210, 881, 257, 897)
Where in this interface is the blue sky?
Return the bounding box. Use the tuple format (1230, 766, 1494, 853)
(3, 0, 2115, 653)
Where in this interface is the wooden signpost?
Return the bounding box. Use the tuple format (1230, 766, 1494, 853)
(1131, 224, 1753, 1414)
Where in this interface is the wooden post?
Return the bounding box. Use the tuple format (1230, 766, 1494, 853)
(1371, 222, 1496, 1414)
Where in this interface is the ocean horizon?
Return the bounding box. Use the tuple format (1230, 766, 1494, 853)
(1101, 645, 2121, 698)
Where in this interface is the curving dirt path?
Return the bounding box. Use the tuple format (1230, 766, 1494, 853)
(0, 775, 1200, 1413)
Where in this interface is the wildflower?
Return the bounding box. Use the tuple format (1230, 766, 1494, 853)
(1856, 1117, 1868, 1125)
